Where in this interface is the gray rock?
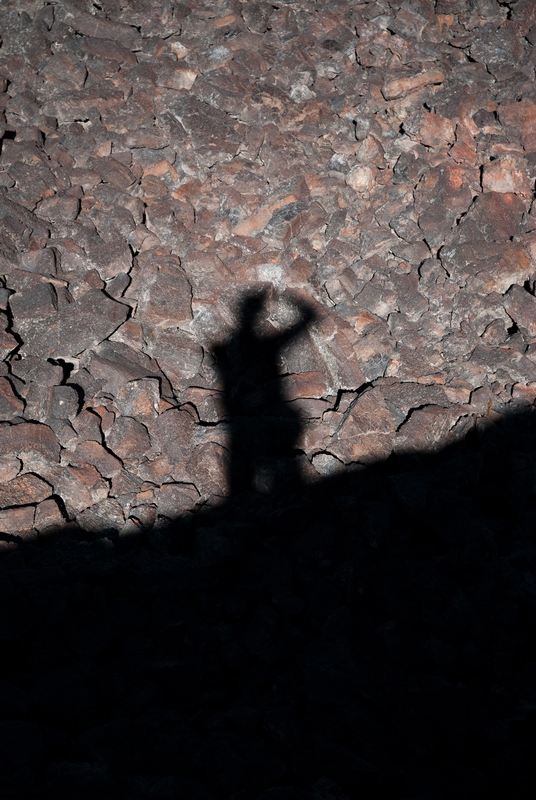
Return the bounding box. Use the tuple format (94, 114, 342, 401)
(19, 289, 129, 359)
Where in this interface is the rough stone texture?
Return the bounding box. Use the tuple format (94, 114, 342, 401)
(2, 2, 536, 797)
(0, 473, 51, 507)
(19, 288, 130, 359)
(2, 0, 535, 506)
(0, 504, 35, 535)
(0, 422, 60, 463)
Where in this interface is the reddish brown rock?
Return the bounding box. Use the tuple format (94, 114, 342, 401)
(88, 156, 136, 191)
(312, 314, 366, 391)
(42, 87, 126, 126)
(127, 253, 192, 328)
(49, 386, 80, 420)
(20, 247, 57, 275)
(136, 455, 175, 486)
(393, 405, 463, 454)
(83, 237, 133, 282)
(326, 387, 398, 464)
(35, 195, 80, 223)
(54, 464, 109, 515)
(481, 346, 536, 384)
(440, 242, 532, 295)
(83, 341, 169, 398)
(382, 69, 444, 100)
(0, 505, 35, 536)
(499, 98, 536, 152)
(46, 238, 89, 281)
(105, 416, 152, 462)
(178, 389, 223, 425)
(511, 382, 536, 403)
(345, 165, 377, 195)
(142, 328, 204, 392)
(482, 155, 533, 198)
(155, 482, 200, 518)
(76, 497, 125, 534)
(418, 112, 455, 149)
(281, 372, 330, 401)
(354, 277, 398, 321)
(169, 96, 245, 166)
(124, 130, 170, 149)
(503, 285, 536, 338)
(0, 473, 51, 508)
(414, 163, 473, 247)
(114, 379, 161, 422)
(78, 35, 138, 66)
(69, 440, 123, 479)
(449, 121, 478, 167)
(34, 496, 65, 534)
(10, 356, 64, 387)
(355, 135, 385, 168)
(10, 283, 58, 332)
(40, 53, 88, 91)
(72, 409, 103, 444)
(20, 289, 129, 359)
(354, 332, 397, 382)
(156, 60, 197, 90)
(0, 455, 21, 483)
(0, 329, 18, 359)
(128, 502, 156, 530)
(234, 192, 302, 240)
(58, 2, 142, 50)
(181, 442, 230, 498)
(1, 0, 536, 544)
(0, 422, 60, 463)
(457, 192, 526, 242)
(150, 407, 196, 465)
(0, 376, 24, 419)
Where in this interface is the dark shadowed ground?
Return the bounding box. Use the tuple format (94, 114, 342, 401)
(1, 297, 536, 800)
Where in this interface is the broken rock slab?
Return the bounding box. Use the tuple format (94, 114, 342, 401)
(18, 289, 130, 359)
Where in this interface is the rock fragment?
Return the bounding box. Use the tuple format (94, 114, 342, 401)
(0, 473, 51, 508)
(114, 379, 161, 422)
(20, 289, 129, 359)
(325, 387, 398, 464)
(0, 422, 61, 463)
(105, 416, 151, 463)
(503, 285, 536, 338)
(0, 376, 24, 419)
(34, 497, 65, 534)
(0, 506, 35, 535)
(382, 69, 444, 100)
(150, 408, 196, 465)
(155, 483, 199, 519)
(54, 465, 109, 516)
(482, 155, 533, 198)
(58, 2, 142, 50)
(68, 441, 123, 480)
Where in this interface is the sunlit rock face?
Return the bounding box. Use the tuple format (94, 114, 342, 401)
(1, 1, 536, 797)
(1, 0, 536, 534)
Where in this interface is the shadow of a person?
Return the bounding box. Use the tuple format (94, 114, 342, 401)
(213, 289, 316, 498)
(4, 292, 536, 800)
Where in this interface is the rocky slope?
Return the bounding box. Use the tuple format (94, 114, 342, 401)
(1, 1, 536, 798)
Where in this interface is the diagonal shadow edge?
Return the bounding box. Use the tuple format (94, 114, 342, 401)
(1, 292, 536, 800)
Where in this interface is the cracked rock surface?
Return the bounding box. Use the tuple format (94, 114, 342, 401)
(1, 0, 536, 529)
(1, 1, 536, 799)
